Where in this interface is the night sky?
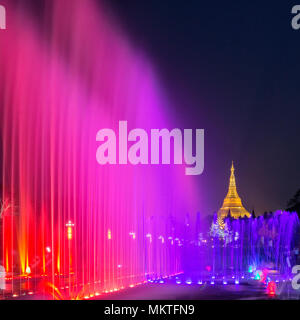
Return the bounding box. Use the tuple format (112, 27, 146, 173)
(101, 0, 300, 215)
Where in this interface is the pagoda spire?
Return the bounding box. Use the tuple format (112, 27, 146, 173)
(230, 161, 236, 186)
(217, 161, 251, 222)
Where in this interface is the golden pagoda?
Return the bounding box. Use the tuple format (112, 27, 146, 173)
(218, 162, 251, 222)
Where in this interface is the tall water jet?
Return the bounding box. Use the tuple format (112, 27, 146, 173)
(0, 0, 199, 298)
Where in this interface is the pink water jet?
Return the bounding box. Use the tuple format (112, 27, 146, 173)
(0, 0, 199, 298)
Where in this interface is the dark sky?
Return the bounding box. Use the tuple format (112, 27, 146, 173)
(102, 0, 300, 215)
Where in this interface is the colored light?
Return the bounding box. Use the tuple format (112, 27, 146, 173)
(129, 232, 136, 240)
(158, 236, 165, 244)
(66, 221, 74, 240)
(254, 271, 261, 280)
(146, 234, 152, 243)
(267, 281, 276, 296)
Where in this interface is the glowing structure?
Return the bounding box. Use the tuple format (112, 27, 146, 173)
(66, 221, 74, 241)
(218, 162, 251, 223)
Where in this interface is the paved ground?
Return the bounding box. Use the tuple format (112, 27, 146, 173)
(2, 273, 299, 300)
(93, 283, 269, 300)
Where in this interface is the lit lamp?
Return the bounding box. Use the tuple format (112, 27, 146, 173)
(66, 220, 74, 274)
(146, 233, 152, 243)
(158, 236, 165, 244)
(66, 221, 74, 240)
(26, 266, 31, 275)
(129, 232, 136, 240)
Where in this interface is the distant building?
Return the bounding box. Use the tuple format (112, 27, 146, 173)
(218, 162, 251, 226)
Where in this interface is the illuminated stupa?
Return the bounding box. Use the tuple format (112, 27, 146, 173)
(218, 162, 251, 222)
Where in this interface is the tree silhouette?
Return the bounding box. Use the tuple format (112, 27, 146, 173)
(287, 189, 300, 215)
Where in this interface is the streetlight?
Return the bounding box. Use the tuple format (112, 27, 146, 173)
(129, 232, 136, 240)
(158, 236, 165, 244)
(66, 220, 74, 240)
(66, 221, 74, 274)
(146, 233, 152, 243)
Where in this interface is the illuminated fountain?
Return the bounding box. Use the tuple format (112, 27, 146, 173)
(0, 0, 199, 299)
(173, 210, 299, 296)
(178, 163, 300, 294)
(217, 211, 299, 281)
